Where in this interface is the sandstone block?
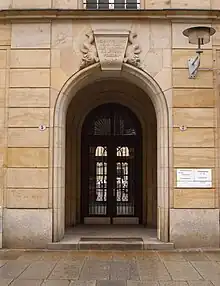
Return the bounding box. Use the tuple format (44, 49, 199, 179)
(143, 49, 163, 77)
(212, 0, 220, 9)
(8, 108, 49, 127)
(7, 148, 49, 168)
(8, 128, 49, 147)
(51, 49, 60, 68)
(0, 24, 11, 46)
(51, 68, 69, 91)
(150, 22, 171, 49)
(3, 209, 52, 248)
(13, 0, 51, 8)
(172, 50, 213, 69)
(154, 68, 172, 92)
(173, 189, 215, 208)
(173, 128, 214, 147)
(145, 0, 170, 8)
(7, 168, 48, 188)
(11, 23, 51, 48)
(0, 128, 6, 147)
(0, 50, 6, 69)
(10, 69, 50, 88)
(0, 89, 5, 108)
(163, 49, 172, 68)
(60, 47, 81, 77)
(173, 108, 214, 127)
(6, 189, 49, 208)
(173, 89, 215, 108)
(0, 108, 5, 128)
(131, 21, 150, 60)
(173, 147, 215, 167)
(170, 209, 219, 248)
(52, 21, 73, 49)
(173, 70, 213, 89)
(52, 0, 78, 9)
(0, 70, 6, 89)
(0, 0, 11, 9)
(8, 88, 50, 107)
(10, 50, 50, 68)
(171, 0, 210, 9)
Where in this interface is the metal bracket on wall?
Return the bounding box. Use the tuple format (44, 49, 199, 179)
(188, 53, 201, 79)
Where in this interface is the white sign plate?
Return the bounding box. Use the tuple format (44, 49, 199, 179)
(176, 169, 212, 188)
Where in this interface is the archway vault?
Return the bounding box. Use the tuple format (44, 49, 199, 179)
(52, 63, 170, 243)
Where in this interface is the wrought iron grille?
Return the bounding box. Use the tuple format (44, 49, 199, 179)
(84, 0, 140, 10)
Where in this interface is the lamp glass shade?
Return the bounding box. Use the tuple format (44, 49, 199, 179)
(183, 26, 216, 45)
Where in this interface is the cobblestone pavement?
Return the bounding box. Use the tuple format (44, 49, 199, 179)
(1, 250, 220, 285)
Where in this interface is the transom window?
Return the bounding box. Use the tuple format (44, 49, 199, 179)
(86, 105, 138, 136)
(84, 0, 140, 10)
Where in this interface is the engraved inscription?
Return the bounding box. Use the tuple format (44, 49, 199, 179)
(96, 37, 127, 61)
(7, 189, 48, 208)
(95, 35, 128, 70)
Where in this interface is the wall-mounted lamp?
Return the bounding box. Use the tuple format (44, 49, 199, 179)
(183, 26, 216, 79)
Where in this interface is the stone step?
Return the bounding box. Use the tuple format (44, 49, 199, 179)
(79, 237, 143, 250)
(48, 237, 174, 251)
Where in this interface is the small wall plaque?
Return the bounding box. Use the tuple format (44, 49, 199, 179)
(176, 168, 212, 188)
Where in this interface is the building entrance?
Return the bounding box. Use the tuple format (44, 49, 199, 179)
(81, 103, 142, 224)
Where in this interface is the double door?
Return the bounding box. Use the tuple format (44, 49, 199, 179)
(81, 137, 142, 223)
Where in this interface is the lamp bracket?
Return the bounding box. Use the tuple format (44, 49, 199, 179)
(188, 51, 201, 79)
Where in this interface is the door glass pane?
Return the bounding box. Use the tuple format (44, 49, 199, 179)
(116, 146, 135, 216)
(88, 146, 107, 215)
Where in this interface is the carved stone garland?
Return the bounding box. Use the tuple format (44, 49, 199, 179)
(123, 32, 141, 68)
(80, 32, 100, 69)
(80, 31, 141, 70)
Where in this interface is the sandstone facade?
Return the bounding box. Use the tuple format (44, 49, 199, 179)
(0, 0, 220, 248)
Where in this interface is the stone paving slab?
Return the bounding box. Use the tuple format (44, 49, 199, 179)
(0, 250, 220, 285)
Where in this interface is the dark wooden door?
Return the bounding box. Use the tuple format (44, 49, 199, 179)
(81, 103, 142, 223)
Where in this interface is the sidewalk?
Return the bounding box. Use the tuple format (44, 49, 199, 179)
(0, 249, 220, 285)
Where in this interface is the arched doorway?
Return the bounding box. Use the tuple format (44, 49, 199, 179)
(53, 63, 169, 243)
(81, 103, 142, 224)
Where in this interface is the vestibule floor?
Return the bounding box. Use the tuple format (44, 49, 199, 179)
(48, 225, 174, 250)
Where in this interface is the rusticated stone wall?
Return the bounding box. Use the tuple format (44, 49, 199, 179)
(169, 22, 220, 248)
(0, 14, 219, 248)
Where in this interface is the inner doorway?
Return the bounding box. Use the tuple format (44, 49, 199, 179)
(81, 103, 142, 224)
